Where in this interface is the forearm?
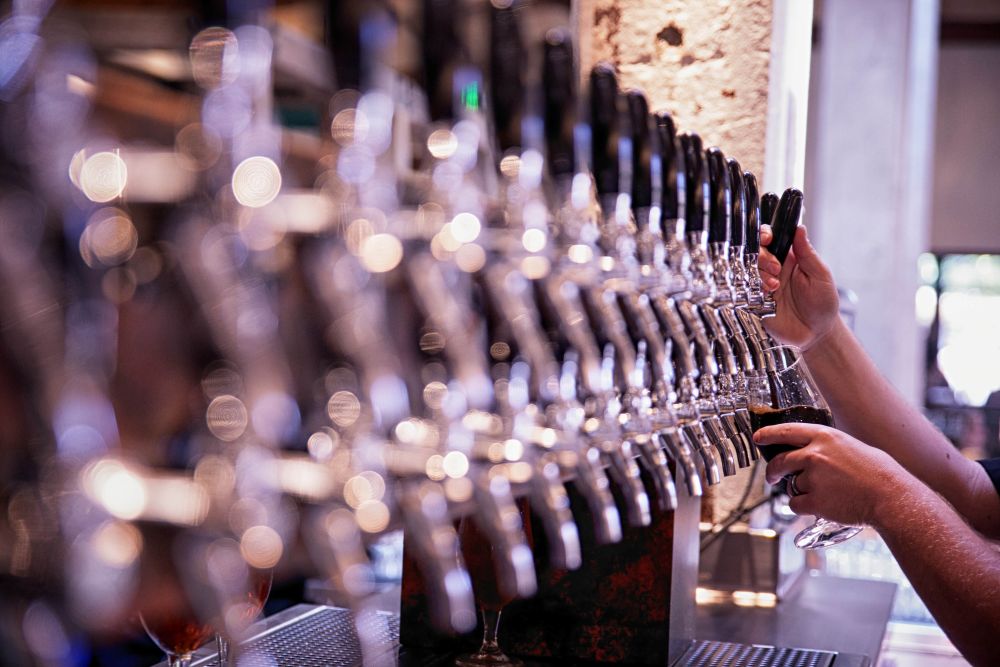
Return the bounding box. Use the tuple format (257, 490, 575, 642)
(802, 319, 1000, 536)
(874, 476, 1000, 666)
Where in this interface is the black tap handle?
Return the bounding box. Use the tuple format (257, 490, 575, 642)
(726, 159, 746, 249)
(743, 172, 761, 255)
(490, 0, 524, 152)
(422, 0, 466, 121)
(626, 90, 652, 211)
(760, 191, 779, 229)
(706, 147, 730, 244)
(655, 112, 685, 222)
(679, 133, 707, 233)
(543, 29, 576, 179)
(766, 188, 803, 264)
(590, 64, 622, 197)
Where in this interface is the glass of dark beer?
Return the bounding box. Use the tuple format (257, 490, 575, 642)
(749, 345, 863, 549)
(140, 607, 215, 667)
(453, 502, 530, 667)
(141, 566, 272, 666)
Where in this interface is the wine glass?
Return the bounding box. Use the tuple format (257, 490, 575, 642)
(748, 344, 863, 549)
(454, 503, 530, 667)
(216, 567, 273, 665)
(140, 607, 215, 667)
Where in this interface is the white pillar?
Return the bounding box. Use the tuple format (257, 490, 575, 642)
(809, 0, 940, 405)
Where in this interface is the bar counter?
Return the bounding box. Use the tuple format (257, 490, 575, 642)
(161, 572, 895, 666)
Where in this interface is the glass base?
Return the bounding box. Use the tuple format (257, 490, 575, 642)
(794, 518, 863, 549)
(454, 651, 523, 666)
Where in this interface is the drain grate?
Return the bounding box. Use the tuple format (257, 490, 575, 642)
(186, 607, 399, 667)
(675, 639, 837, 667)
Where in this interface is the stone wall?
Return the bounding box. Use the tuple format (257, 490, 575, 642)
(581, 0, 775, 179)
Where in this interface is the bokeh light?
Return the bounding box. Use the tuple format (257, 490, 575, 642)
(190, 27, 239, 89)
(448, 212, 481, 243)
(327, 391, 361, 428)
(80, 207, 138, 267)
(206, 394, 249, 441)
(359, 233, 403, 273)
(232, 156, 282, 208)
(240, 525, 283, 569)
(79, 151, 128, 203)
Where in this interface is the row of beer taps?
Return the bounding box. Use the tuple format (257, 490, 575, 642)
(0, 1, 804, 663)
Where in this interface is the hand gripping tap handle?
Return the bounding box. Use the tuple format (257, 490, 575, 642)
(757, 188, 802, 319)
(766, 188, 804, 265)
(542, 28, 576, 180)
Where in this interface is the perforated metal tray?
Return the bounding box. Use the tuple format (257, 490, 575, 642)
(163, 607, 841, 667)
(173, 606, 399, 667)
(673, 639, 837, 667)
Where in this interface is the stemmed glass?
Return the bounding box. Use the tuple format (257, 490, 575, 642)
(215, 567, 273, 665)
(140, 607, 214, 667)
(454, 504, 529, 667)
(748, 345, 863, 549)
(141, 566, 272, 666)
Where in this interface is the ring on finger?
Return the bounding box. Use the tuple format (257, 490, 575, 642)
(787, 472, 803, 497)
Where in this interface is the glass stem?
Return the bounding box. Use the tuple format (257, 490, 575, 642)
(217, 633, 230, 666)
(479, 608, 503, 656)
(167, 654, 192, 667)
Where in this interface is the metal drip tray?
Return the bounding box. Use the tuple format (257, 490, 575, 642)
(674, 640, 837, 667)
(173, 606, 399, 667)
(164, 606, 844, 667)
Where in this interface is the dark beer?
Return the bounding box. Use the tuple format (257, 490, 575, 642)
(748, 404, 834, 461)
(458, 500, 533, 612)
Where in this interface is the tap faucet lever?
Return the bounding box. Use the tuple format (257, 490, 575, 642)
(398, 481, 477, 634)
(657, 428, 702, 497)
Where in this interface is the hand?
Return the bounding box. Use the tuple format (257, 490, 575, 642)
(758, 225, 840, 351)
(755, 422, 912, 527)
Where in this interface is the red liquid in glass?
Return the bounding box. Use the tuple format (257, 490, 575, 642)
(458, 501, 532, 612)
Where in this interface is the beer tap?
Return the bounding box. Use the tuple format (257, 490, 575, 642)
(299, 240, 479, 634)
(734, 174, 784, 376)
(742, 172, 766, 311)
(634, 111, 708, 496)
(405, 256, 539, 602)
(720, 158, 761, 454)
(702, 148, 753, 468)
(577, 64, 654, 527)
(531, 46, 628, 537)
(746, 187, 804, 322)
(477, 263, 587, 567)
(672, 133, 738, 479)
(753, 190, 780, 316)
(653, 112, 690, 294)
(613, 89, 680, 511)
(478, 12, 603, 562)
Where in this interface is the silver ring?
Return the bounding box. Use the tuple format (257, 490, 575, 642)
(787, 473, 802, 497)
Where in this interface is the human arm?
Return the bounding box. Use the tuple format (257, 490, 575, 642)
(758, 225, 1000, 537)
(759, 423, 1000, 667)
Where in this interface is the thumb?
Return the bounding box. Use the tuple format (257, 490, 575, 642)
(790, 225, 829, 278)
